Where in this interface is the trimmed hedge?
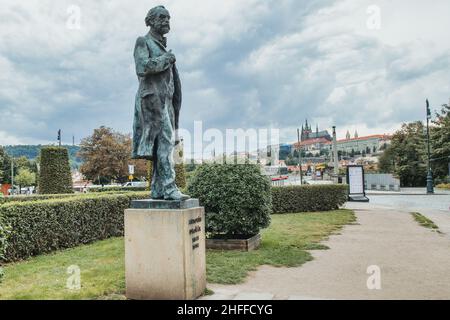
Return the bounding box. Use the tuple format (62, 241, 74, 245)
(87, 186, 147, 193)
(0, 190, 142, 204)
(0, 193, 80, 205)
(38, 147, 73, 194)
(271, 185, 348, 214)
(0, 220, 10, 281)
(0, 192, 147, 262)
(188, 164, 272, 237)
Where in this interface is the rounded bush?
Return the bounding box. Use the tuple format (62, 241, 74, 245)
(188, 164, 272, 237)
(38, 147, 73, 194)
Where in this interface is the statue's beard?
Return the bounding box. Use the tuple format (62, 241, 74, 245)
(154, 24, 170, 35)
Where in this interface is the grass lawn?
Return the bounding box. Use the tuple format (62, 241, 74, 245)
(0, 209, 355, 299)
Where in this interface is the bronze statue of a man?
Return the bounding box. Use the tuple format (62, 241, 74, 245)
(132, 5, 189, 201)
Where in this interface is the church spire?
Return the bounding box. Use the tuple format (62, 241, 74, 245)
(354, 130, 359, 139)
(346, 130, 350, 140)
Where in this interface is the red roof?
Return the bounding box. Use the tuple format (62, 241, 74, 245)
(293, 137, 331, 148)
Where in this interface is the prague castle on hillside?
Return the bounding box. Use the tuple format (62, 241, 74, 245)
(292, 120, 391, 157)
(300, 120, 332, 142)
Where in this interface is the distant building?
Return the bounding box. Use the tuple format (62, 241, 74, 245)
(337, 134, 392, 155)
(300, 120, 332, 142)
(293, 137, 331, 156)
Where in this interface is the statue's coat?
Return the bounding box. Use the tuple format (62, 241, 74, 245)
(132, 33, 182, 160)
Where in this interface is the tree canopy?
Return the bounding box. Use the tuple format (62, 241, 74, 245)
(78, 126, 147, 184)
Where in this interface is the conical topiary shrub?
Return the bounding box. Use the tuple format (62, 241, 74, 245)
(38, 147, 73, 194)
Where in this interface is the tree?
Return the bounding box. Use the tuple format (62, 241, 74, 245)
(15, 168, 36, 192)
(380, 122, 427, 187)
(378, 145, 395, 173)
(39, 147, 73, 194)
(431, 103, 450, 182)
(78, 126, 147, 184)
(0, 147, 11, 184)
(0, 146, 4, 183)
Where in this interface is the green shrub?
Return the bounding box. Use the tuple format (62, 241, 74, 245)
(0, 190, 142, 205)
(0, 192, 147, 262)
(0, 219, 11, 282)
(38, 147, 73, 194)
(188, 164, 272, 237)
(0, 193, 80, 205)
(271, 185, 348, 214)
(175, 164, 187, 189)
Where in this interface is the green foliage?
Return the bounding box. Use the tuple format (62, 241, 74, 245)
(188, 164, 272, 237)
(78, 127, 132, 184)
(38, 147, 73, 194)
(0, 146, 11, 184)
(4, 145, 82, 170)
(0, 192, 147, 262)
(271, 184, 348, 214)
(88, 186, 147, 193)
(0, 147, 4, 183)
(411, 212, 440, 231)
(379, 122, 427, 187)
(15, 168, 36, 188)
(431, 104, 450, 180)
(175, 164, 187, 189)
(0, 193, 80, 205)
(0, 219, 11, 283)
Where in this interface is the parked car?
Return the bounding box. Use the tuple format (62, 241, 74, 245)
(122, 181, 147, 188)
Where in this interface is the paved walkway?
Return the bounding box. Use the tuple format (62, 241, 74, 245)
(201, 203, 450, 300)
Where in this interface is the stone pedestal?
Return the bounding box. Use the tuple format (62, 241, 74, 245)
(125, 199, 206, 300)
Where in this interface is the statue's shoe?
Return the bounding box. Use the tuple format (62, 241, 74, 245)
(164, 189, 190, 201)
(151, 191, 164, 200)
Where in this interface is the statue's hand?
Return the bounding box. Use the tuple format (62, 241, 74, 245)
(165, 50, 176, 65)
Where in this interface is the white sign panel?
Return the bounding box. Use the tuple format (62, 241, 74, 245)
(128, 165, 135, 175)
(348, 166, 364, 195)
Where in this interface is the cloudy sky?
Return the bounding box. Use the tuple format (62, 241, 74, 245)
(0, 0, 449, 155)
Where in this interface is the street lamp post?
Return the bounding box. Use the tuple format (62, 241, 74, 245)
(426, 99, 434, 194)
(297, 128, 303, 185)
(332, 126, 339, 183)
(10, 158, 14, 196)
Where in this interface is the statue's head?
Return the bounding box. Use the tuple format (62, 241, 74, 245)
(145, 6, 171, 35)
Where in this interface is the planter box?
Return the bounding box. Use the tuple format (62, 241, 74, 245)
(206, 233, 261, 251)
